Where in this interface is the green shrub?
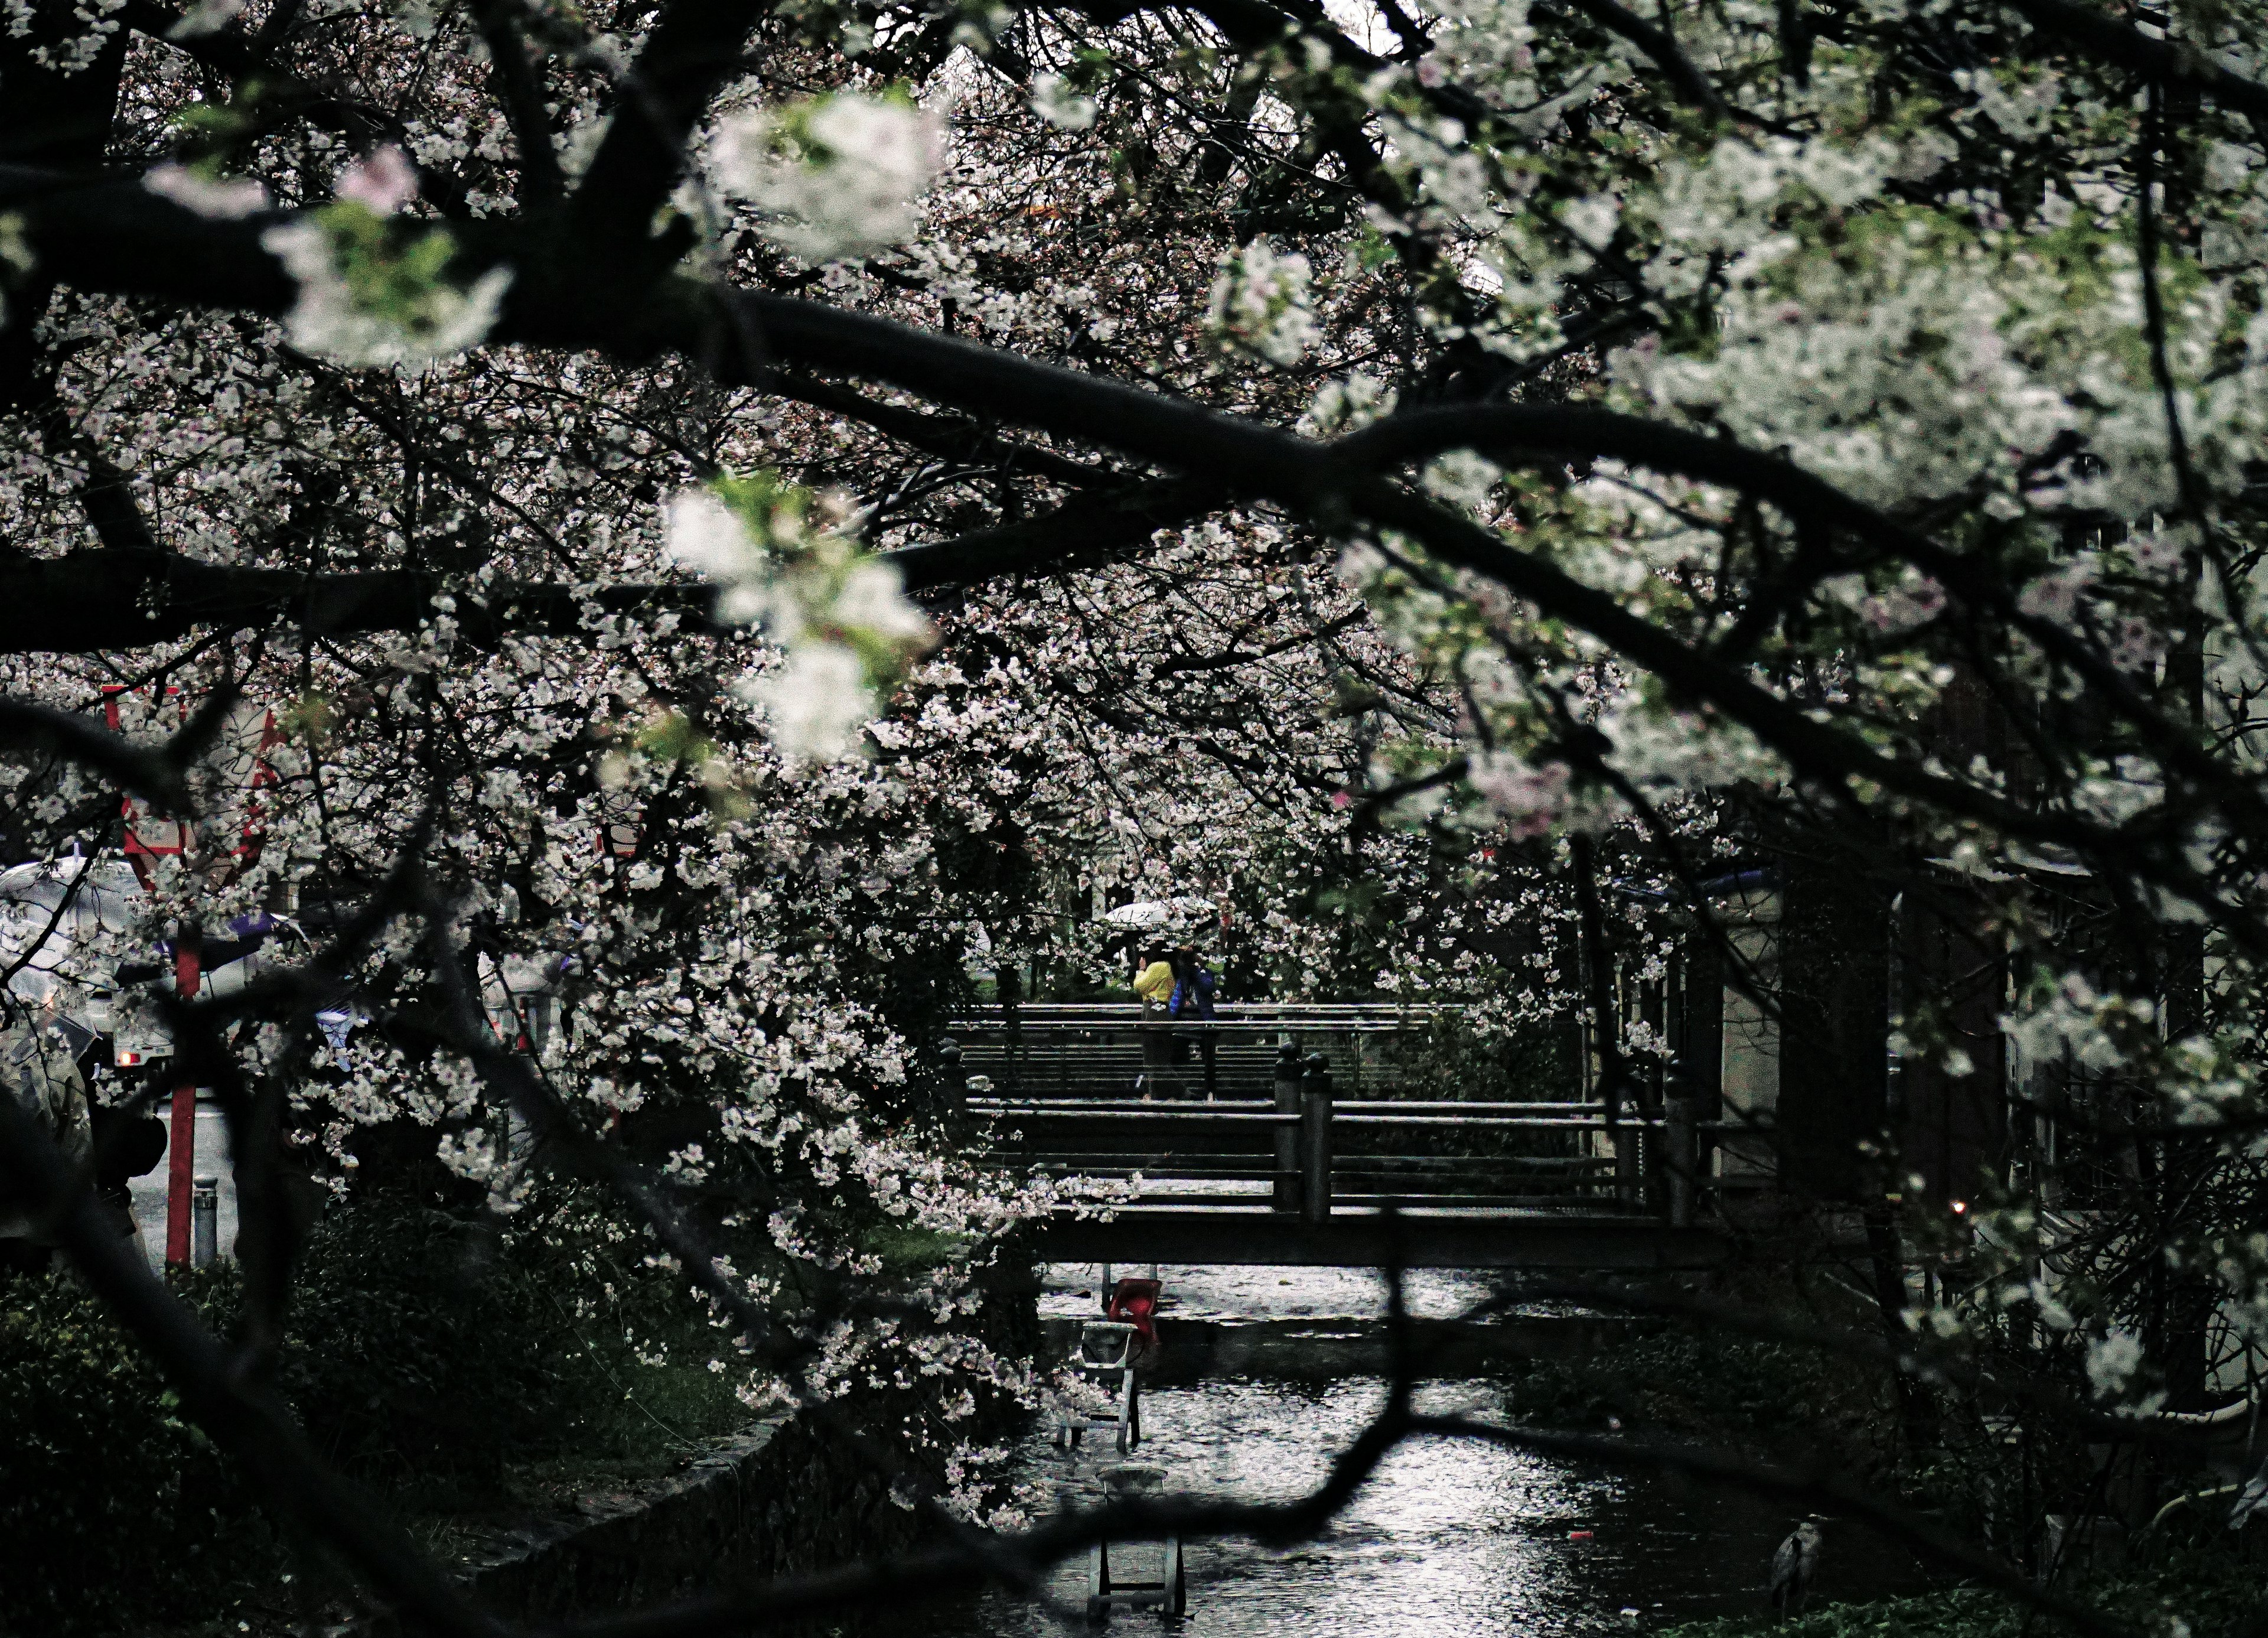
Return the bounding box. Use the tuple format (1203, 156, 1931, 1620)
(1500, 1327, 1899, 1479)
(281, 1195, 753, 1491)
(281, 1204, 597, 1489)
(1384, 1015, 1578, 1106)
(0, 1268, 272, 1636)
(0, 1186, 747, 1635)
(0, 1170, 992, 1634)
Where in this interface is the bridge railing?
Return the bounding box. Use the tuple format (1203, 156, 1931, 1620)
(946, 1002, 1456, 1102)
(949, 1007, 1775, 1222)
(969, 1100, 1611, 1209)
(967, 1105, 1767, 1213)
(951, 1003, 1459, 1027)
(961, 1064, 1772, 1225)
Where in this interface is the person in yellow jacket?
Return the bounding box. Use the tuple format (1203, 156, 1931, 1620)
(1131, 947, 1175, 1095)
(1132, 949, 1175, 1007)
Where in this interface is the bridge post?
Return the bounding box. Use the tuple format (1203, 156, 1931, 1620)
(1614, 1115, 1641, 1210)
(1300, 1052, 1333, 1223)
(1273, 1039, 1301, 1212)
(1665, 1090, 1697, 1227)
(940, 1037, 966, 1113)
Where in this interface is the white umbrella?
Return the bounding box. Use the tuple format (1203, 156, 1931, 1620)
(1102, 898, 1215, 930)
(1103, 901, 1172, 929)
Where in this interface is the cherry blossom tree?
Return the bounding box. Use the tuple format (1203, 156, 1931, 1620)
(4, 0, 2268, 1620)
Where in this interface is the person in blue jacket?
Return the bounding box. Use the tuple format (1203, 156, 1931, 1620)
(1168, 946, 1221, 1098)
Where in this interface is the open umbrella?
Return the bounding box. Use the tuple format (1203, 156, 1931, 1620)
(1103, 901, 1172, 930)
(1101, 898, 1216, 931)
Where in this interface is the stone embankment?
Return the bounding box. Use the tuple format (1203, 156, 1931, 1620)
(347, 1265, 1038, 1630)
(474, 1414, 915, 1619)
(354, 1285, 1635, 1630)
(351, 1412, 916, 1633)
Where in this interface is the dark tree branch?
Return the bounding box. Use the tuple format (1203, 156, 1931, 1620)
(6, 173, 2258, 939)
(1348, 480, 2264, 954)
(0, 548, 722, 653)
(471, 0, 568, 209)
(118, 1, 480, 214)
(1150, 609, 1367, 676)
(0, 480, 1216, 652)
(1081, 0, 1487, 128)
(1544, 0, 1736, 118)
(1334, 405, 2268, 858)
(119, 0, 266, 80)
(1, 166, 301, 308)
(410, 921, 1128, 1614)
(565, 0, 773, 249)
(784, 373, 1125, 492)
(0, 172, 1316, 491)
(1999, 0, 2268, 126)
(27, 372, 164, 555)
(0, 695, 219, 810)
(888, 478, 1224, 590)
(703, 286, 1327, 492)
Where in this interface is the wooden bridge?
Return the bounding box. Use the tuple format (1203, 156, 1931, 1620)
(949, 1004, 1750, 1269)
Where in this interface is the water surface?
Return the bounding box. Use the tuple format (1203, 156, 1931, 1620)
(908, 1267, 1937, 1636)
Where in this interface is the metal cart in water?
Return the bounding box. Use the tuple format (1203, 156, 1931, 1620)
(1055, 1318, 1142, 1453)
(1086, 1465, 1185, 1621)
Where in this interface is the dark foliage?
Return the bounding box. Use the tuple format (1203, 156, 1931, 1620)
(0, 1266, 263, 1636)
(0, 1193, 676, 1635)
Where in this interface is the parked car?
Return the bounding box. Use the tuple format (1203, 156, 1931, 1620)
(0, 856, 321, 1071)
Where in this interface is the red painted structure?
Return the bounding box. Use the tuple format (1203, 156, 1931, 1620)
(100, 685, 281, 1263)
(163, 934, 200, 1265)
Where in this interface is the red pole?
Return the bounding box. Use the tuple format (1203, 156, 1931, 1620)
(164, 930, 201, 1266)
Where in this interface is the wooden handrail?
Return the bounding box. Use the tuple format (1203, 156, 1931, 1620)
(964, 1098, 1608, 1113)
(966, 1101, 1775, 1132)
(949, 1002, 1462, 1031)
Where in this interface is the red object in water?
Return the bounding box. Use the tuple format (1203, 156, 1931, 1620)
(1107, 1278, 1164, 1352)
(1568, 1530, 1594, 1541)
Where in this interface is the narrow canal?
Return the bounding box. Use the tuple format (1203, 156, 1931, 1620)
(909, 1266, 1939, 1637)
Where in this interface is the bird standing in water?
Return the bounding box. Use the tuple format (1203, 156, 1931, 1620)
(1768, 1519, 1823, 1617)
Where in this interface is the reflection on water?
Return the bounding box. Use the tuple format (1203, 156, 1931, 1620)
(906, 1267, 1940, 1637)
(909, 1378, 1934, 1637)
(1039, 1263, 1518, 1324)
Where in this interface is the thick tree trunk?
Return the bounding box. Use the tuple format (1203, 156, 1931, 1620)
(0, 5, 128, 169)
(0, 549, 719, 653)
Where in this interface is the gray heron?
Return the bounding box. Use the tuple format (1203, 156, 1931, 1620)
(1768, 1519, 1823, 1617)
